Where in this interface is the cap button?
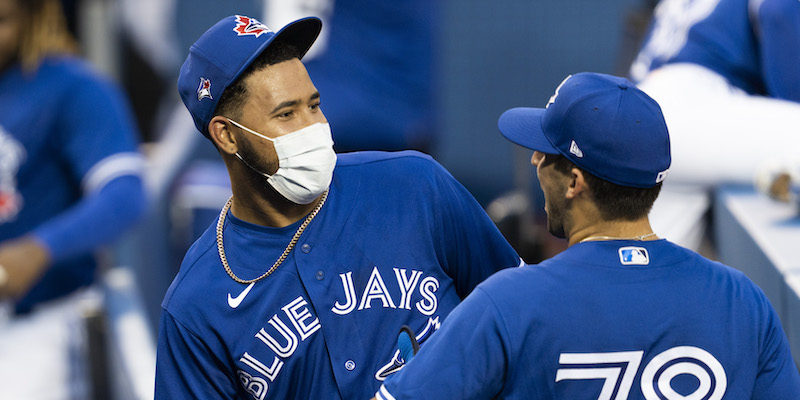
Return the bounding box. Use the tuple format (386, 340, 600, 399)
(618, 82, 629, 90)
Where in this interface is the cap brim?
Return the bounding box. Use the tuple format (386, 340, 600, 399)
(271, 17, 322, 60)
(498, 107, 559, 153)
(226, 17, 322, 93)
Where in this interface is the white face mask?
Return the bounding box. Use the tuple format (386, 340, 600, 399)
(228, 119, 337, 205)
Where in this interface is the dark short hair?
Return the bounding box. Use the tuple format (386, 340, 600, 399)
(213, 41, 302, 120)
(546, 153, 661, 221)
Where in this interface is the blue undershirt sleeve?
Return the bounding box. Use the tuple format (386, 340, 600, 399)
(32, 174, 146, 264)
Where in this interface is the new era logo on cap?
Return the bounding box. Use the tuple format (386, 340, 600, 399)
(569, 140, 583, 158)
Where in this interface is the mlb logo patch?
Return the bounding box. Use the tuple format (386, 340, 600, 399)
(618, 246, 649, 265)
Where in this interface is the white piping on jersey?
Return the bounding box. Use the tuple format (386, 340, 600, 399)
(82, 152, 145, 194)
(376, 385, 397, 400)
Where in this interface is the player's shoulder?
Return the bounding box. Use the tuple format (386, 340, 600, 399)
(336, 150, 437, 169)
(161, 226, 219, 309)
(336, 150, 450, 185)
(34, 56, 126, 103)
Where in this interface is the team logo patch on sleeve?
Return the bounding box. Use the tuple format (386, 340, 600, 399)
(618, 247, 649, 265)
(233, 15, 272, 38)
(197, 77, 213, 101)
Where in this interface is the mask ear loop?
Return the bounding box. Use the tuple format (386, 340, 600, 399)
(227, 118, 275, 178)
(234, 152, 273, 179)
(227, 118, 276, 142)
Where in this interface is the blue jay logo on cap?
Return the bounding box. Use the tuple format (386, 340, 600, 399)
(619, 247, 650, 265)
(233, 15, 272, 38)
(197, 77, 213, 101)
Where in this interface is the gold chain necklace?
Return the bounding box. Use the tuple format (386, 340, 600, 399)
(579, 232, 657, 243)
(216, 190, 328, 284)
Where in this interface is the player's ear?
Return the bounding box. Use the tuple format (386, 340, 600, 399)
(566, 167, 587, 199)
(208, 116, 238, 155)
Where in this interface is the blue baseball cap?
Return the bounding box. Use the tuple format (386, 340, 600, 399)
(498, 72, 671, 188)
(178, 15, 322, 138)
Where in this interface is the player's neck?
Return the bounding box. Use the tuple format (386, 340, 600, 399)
(568, 217, 657, 246)
(229, 184, 322, 228)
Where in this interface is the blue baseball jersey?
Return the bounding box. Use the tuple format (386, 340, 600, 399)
(630, 0, 800, 101)
(0, 57, 144, 311)
(155, 151, 522, 399)
(379, 239, 800, 399)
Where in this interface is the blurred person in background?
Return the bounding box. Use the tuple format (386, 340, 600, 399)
(629, 0, 800, 250)
(0, 0, 147, 397)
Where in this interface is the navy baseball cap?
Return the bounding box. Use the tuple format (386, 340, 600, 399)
(498, 72, 671, 188)
(178, 15, 322, 138)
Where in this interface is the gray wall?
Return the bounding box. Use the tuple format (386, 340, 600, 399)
(436, 0, 648, 205)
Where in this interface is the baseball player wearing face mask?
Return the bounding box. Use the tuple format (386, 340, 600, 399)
(374, 73, 800, 400)
(154, 15, 522, 400)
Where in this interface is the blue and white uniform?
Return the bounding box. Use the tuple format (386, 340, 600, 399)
(0, 56, 146, 398)
(155, 151, 521, 400)
(0, 56, 146, 312)
(631, 0, 800, 101)
(628, 0, 800, 249)
(378, 239, 800, 399)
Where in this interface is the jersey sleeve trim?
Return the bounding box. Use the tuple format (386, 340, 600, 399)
(375, 384, 398, 400)
(82, 152, 146, 194)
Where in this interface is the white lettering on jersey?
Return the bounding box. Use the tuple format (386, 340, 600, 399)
(241, 352, 283, 382)
(556, 346, 726, 400)
(282, 297, 320, 341)
(331, 268, 440, 316)
(254, 296, 320, 358)
(239, 295, 321, 396)
(359, 267, 397, 310)
(415, 277, 439, 316)
(256, 317, 298, 358)
(394, 268, 422, 310)
(237, 370, 268, 400)
(332, 271, 358, 315)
